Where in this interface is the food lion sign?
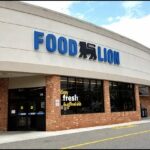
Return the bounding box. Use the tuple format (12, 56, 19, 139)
(34, 30, 120, 65)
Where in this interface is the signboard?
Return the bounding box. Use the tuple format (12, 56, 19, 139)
(55, 99, 60, 107)
(61, 89, 82, 110)
(34, 31, 120, 65)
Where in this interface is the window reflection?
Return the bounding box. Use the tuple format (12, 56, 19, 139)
(61, 76, 104, 115)
(110, 81, 136, 112)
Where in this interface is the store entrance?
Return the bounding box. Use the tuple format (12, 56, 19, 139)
(8, 87, 46, 131)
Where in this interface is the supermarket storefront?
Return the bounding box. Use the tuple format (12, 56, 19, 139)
(0, 1, 150, 131)
(5, 76, 139, 131)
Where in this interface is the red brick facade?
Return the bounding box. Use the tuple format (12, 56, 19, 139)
(46, 75, 61, 131)
(0, 78, 8, 131)
(0, 76, 142, 131)
(46, 75, 141, 131)
(140, 87, 150, 116)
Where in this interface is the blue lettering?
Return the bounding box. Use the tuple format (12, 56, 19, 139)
(107, 49, 113, 64)
(114, 51, 120, 65)
(58, 37, 67, 55)
(69, 39, 77, 56)
(97, 46, 104, 62)
(34, 31, 44, 50)
(104, 48, 107, 62)
(34, 30, 120, 65)
(46, 34, 56, 52)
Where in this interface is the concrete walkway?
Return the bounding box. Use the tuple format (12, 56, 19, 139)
(0, 119, 150, 144)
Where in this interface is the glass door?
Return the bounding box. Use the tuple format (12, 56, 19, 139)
(8, 87, 45, 131)
(16, 100, 28, 130)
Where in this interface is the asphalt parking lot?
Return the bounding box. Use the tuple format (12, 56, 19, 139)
(0, 121, 150, 149)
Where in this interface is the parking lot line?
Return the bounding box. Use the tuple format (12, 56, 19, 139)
(112, 124, 136, 129)
(61, 129, 150, 149)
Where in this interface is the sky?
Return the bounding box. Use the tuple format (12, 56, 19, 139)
(24, 1, 150, 48)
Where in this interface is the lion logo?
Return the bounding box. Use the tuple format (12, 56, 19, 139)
(79, 41, 97, 60)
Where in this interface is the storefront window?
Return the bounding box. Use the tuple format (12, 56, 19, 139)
(110, 81, 136, 112)
(61, 76, 104, 115)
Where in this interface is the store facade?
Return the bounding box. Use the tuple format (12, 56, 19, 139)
(0, 1, 150, 131)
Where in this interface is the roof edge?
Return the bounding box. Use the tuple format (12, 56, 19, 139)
(0, 1, 150, 54)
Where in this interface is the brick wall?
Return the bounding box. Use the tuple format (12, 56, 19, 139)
(135, 84, 141, 118)
(46, 75, 61, 131)
(140, 87, 150, 116)
(0, 78, 8, 131)
(46, 75, 141, 131)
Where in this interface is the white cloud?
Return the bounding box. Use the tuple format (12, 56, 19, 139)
(107, 17, 113, 22)
(102, 1, 150, 48)
(102, 15, 150, 48)
(23, 1, 77, 15)
(122, 1, 143, 17)
(72, 7, 94, 21)
(122, 1, 143, 9)
(116, 16, 121, 20)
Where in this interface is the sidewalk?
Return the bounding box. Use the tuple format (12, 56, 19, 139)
(0, 119, 150, 145)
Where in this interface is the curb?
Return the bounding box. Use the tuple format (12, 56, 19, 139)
(0, 119, 150, 144)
